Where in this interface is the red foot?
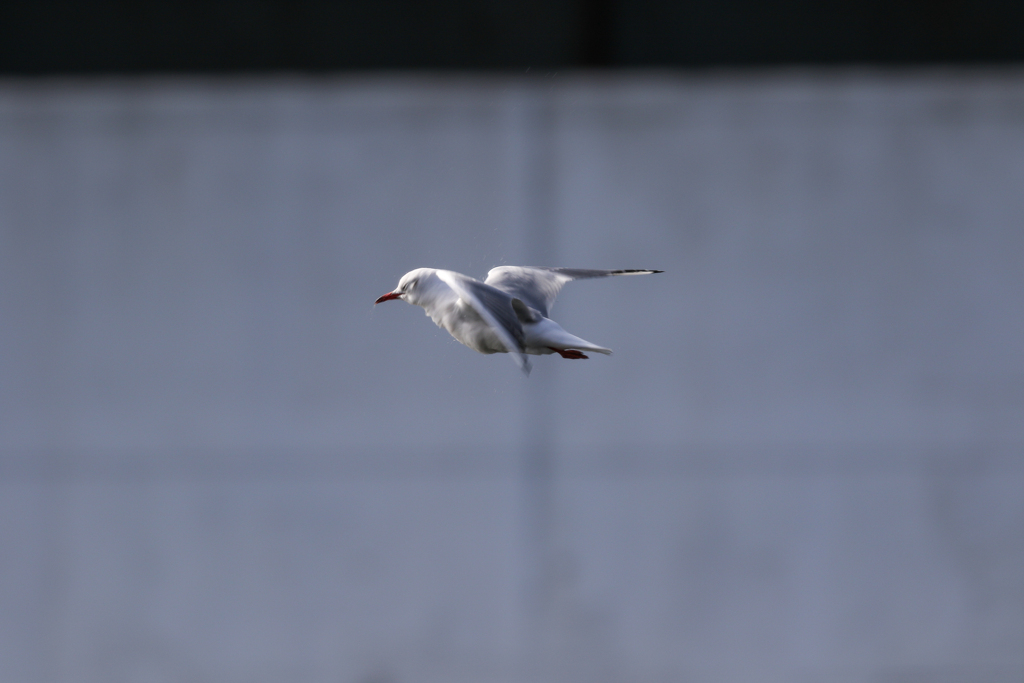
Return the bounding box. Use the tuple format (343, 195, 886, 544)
(550, 347, 589, 359)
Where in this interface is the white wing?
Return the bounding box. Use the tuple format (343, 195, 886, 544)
(484, 267, 663, 318)
(435, 270, 532, 375)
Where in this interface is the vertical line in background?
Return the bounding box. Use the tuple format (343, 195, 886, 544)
(39, 480, 71, 683)
(516, 85, 559, 676)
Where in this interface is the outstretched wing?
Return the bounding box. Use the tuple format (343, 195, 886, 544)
(435, 270, 532, 375)
(484, 267, 663, 318)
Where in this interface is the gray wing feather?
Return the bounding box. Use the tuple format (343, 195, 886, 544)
(485, 266, 662, 317)
(436, 270, 532, 375)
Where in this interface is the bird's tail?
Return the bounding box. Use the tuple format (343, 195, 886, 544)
(573, 344, 612, 355)
(525, 320, 612, 356)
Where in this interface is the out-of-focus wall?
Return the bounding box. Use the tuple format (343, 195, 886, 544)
(1, 73, 1022, 683)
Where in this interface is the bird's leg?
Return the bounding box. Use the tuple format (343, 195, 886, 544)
(550, 347, 589, 359)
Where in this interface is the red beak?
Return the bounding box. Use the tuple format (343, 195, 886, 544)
(374, 291, 402, 304)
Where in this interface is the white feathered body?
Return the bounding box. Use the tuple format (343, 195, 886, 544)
(406, 268, 612, 356)
(376, 265, 661, 373)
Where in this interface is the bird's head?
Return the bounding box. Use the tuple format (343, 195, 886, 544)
(374, 268, 437, 307)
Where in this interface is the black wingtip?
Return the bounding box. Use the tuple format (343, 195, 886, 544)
(611, 269, 664, 275)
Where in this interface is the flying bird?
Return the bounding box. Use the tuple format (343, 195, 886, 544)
(374, 266, 663, 374)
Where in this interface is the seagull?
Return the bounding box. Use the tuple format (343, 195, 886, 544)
(374, 266, 663, 374)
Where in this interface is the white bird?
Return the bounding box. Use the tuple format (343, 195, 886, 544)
(374, 266, 663, 374)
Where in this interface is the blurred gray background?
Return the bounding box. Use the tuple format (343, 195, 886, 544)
(1, 71, 1023, 683)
